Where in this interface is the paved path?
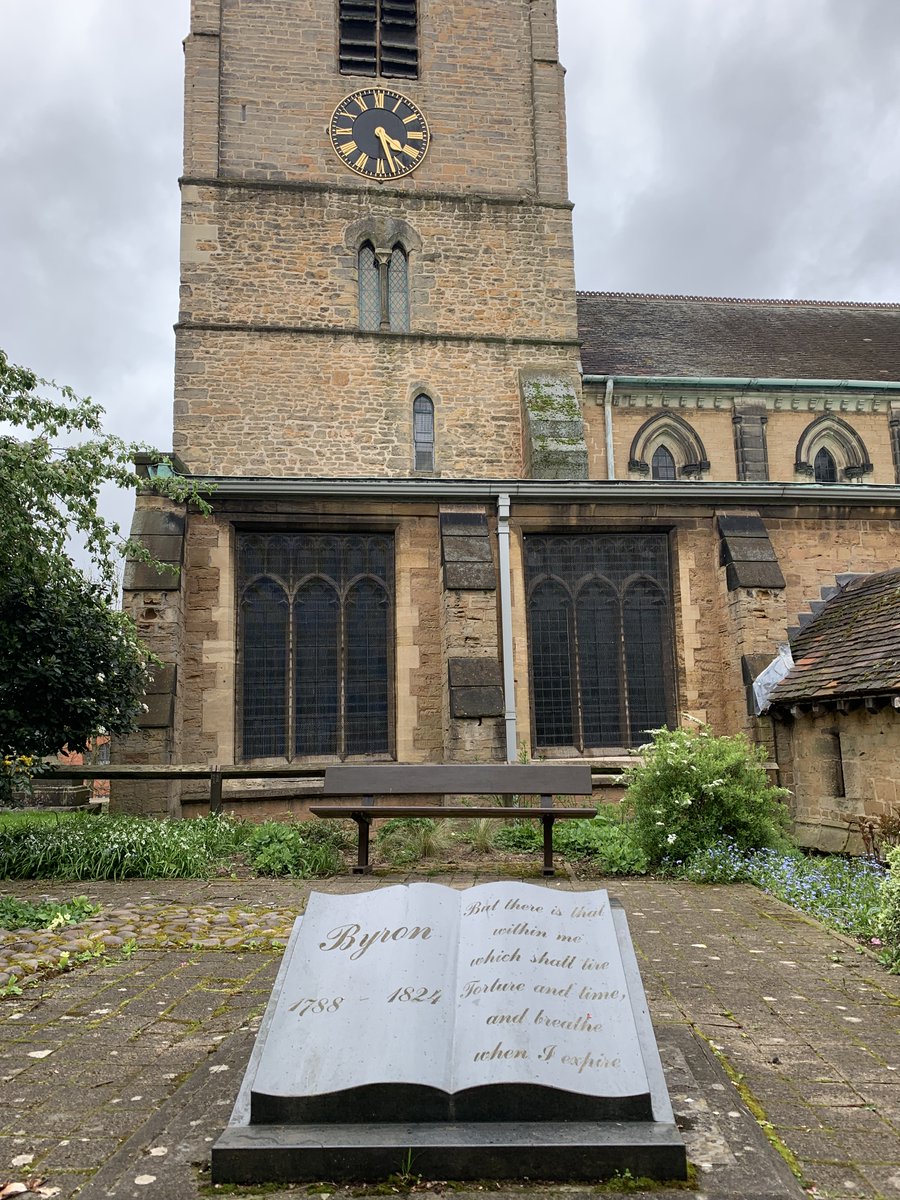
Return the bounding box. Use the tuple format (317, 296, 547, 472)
(0, 871, 898, 1200)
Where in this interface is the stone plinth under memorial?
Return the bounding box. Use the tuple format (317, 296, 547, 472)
(213, 883, 686, 1183)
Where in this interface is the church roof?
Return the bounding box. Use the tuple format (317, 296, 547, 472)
(768, 569, 900, 706)
(576, 292, 900, 381)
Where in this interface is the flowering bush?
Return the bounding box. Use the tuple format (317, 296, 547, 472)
(877, 846, 900, 972)
(622, 724, 792, 867)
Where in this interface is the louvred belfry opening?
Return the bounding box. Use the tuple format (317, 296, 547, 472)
(339, 0, 418, 78)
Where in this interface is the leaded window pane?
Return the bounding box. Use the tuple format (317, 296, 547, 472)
(345, 580, 391, 755)
(529, 580, 575, 746)
(413, 394, 434, 470)
(358, 243, 380, 331)
(814, 447, 837, 483)
(525, 534, 674, 751)
(576, 582, 621, 748)
(237, 533, 394, 760)
(651, 444, 677, 480)
(294, 580, 340, 757)
(240, 578, 289, 758)
(623, 581, 671, 744)
(388, 245, 410, 332)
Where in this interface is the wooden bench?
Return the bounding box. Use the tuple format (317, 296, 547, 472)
(309, 763, 594, 877)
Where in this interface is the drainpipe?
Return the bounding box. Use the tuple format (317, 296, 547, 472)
(496, 493, 518, 762)
(604, 377, 616, 480)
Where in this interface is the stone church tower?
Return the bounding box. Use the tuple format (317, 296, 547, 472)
(118, 0, 587, 815)
(175, 0, 582, 481)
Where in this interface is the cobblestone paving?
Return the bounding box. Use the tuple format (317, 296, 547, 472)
(0, 873, 897, 1200)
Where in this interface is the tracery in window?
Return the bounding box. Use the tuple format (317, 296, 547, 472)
(413, 394, 434, 471)
(358, 242, 409, 332)
(238, 533, 394, 761)
(339, 0, 418, 79)
(525, 534, 675, 751)
(794, 415, 873, 482)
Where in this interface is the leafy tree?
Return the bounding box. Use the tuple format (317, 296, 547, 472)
(0, 349, 207, 772)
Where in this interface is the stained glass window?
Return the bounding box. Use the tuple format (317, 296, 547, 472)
(525, 534, 675, 751)
(814, 447, 838, 483)
(651, 445, 677, 480)
(237, 533, 394, 760)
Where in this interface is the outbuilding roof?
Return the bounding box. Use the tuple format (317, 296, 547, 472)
(768, 569, 900, 706)
(576, 292, 900, 381)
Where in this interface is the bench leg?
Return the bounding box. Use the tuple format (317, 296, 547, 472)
(351, 814, 373, 875)
(542, 816, 555, 877)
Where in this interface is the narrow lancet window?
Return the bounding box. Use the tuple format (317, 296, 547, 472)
(413, 394, 434, 470)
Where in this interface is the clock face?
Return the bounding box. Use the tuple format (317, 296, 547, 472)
(330, 88, 430, 180)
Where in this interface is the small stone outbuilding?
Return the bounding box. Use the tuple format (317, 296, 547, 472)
(765, 569, 900, 852)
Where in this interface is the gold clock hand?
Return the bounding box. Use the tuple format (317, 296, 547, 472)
(374, 126, 397, 174)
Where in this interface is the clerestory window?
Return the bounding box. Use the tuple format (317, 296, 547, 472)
(339, 0, 418, 79)
(237, 532, 394, 761)
(359, 242, 409, 332)
(651, 445, 677, 481)
(814, 447, 838, 484)
(525, 534, 675, 751)
(413, 394, 434, 471)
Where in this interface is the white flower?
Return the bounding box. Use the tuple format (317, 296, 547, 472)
(667, 833, 677, 845)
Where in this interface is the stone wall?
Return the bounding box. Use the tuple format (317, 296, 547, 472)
(174, 330, 579, 476)
(777, 706, 900, 852)
(581, 386, 896, 484)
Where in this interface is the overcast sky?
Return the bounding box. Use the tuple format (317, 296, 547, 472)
(3, 0, 900, 553)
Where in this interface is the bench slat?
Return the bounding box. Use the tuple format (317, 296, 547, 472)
(322, 763, 592, 796)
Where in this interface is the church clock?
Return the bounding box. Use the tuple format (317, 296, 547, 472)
(330, 88, 430, 180)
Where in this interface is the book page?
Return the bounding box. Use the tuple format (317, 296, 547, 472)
(451, 883, 650, 1101)
(252, 883, 459, 1104)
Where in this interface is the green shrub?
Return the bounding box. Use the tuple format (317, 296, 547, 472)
(877, 846, 900, 971)
(246, 822, 342, 877)
(376, 817, 455, 865)
(494, 812, 648, 875)
(0, 812, 245, 880)
(623, 724, 791, 868)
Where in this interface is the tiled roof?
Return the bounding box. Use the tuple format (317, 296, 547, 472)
(768, 570, 900, 705)
(576, 292, 900, 380)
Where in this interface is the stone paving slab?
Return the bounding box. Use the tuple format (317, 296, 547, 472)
(0, 872, 897, 1200)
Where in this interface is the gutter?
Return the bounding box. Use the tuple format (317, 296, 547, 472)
(583, 374, 900, 393)
(190, 475, 900, 506)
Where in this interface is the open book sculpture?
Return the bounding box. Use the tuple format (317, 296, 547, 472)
(214, 882, 686, 1183)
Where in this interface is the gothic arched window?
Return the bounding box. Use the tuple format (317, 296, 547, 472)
(525, 534, 675, 751)
(795, 415, 873, 482)
(238, 533, 394, 761)
(413, 394, 435, 471)
(629, 412, 710, 478)
(358, 242, 409, 332)
(651, 445, 677, 481)
(814, 447, 838, 484)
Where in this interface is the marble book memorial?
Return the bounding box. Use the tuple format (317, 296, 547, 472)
(213, 882, 686, 1182)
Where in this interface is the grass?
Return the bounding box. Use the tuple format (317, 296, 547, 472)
(0, 811, 245, 880)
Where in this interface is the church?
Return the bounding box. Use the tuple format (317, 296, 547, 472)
(116, 0, 900, 852)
